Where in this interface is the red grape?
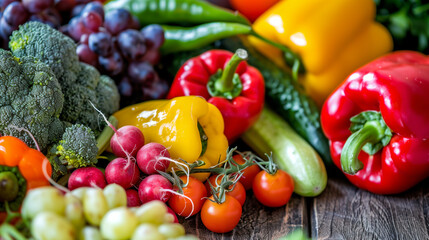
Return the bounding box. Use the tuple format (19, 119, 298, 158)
(22, 0, 54, 13)
(141, 24, 165, 50)
(81, 1, 104, 20)
(76, 43, 98, 66)
(104, 8, 131, 35)
(81, 11, 102, 32)
(54, 0, 76, 12)
(98, 50, 124, 76)
(127, 61, 155, 84)
(88, 31, 113, 57)
(117, 29, 146, 60)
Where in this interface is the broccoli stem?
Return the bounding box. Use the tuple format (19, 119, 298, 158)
(96, 116, 118, 156)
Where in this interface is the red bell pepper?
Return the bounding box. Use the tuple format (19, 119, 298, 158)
(321, 51, 429, 195)
(167, 49, 265, 143)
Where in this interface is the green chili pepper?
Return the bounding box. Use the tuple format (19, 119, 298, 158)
(104, 0, 250, 26)
(160, 22, 304, 74)
(161, 22, 252, 54)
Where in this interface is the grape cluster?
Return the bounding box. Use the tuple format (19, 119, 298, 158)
(65, 5, 169, 105)
(21, 185, 197, 240)
(0, 0, 91, 43)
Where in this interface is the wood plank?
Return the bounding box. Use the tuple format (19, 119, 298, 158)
(311, 171, 429, 240)
(180, 191, 307, 239)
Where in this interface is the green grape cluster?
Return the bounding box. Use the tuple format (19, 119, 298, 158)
(20, 184, 199, 240)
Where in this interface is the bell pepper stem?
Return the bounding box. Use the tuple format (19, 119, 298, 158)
(218, 48, 247, 91)
(207, 48, 247, 99)
(340, 120, 386, 175)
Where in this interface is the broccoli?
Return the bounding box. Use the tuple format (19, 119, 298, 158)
(48, 118, 117, 176)
(9, 21, 80, 85)
(96, 75, 121, 122)
(0, 48, 65, 152)
(9, 21, 120, 134)
(57, 124, 98, 169)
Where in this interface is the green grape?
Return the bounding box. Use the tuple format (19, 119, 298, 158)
(21, 186, 66, 221)
(79, 226, 103, 240)
(31, 212, 76, 240)
(83, 188, 109, 226)
(135, 200, 167, 225)
(100, 207, 139, 240)
(65, 193, 86, 230)
(163, 213, 175, 224)
(103, 184, 127, 209)
(132, 224, 166, 240)
(158, 223, 186, 238)
(71, 187, 91, 201)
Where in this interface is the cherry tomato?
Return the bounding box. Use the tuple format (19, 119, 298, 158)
(201, 195, 242, 233)
(204, 175, 246, 206)
(252, 169, 294, 207)
(229, 0, 280, 22)
(232, 154, 260, 190)
(168, 176, 207, 217)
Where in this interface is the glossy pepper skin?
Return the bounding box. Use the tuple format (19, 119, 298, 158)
(113, 96, 229, 181)
(249, 0, 393, 106)
(167, 49, 265, 143)
(321, 51, 429, 195)
(0, 136, 52, 212)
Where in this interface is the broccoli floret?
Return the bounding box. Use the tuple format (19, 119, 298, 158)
(9, 21, 80, 85)
(48, 117, 117, 176)
(51, 124, 98, 173)
(9, 22, 120, 134)
(62, 62, 99, 129)
(0, 49, 65, 152)
(96, 75, 121, 121)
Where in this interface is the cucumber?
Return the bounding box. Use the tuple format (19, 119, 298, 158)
(242, 107, 327, 197)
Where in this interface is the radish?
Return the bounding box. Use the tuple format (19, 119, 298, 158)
(110, 125, 145, 158)
(105, 158, 141, 189)
(138, 174, 173, 204)
(136, 142, 170, 175)
(126, 189, 142, 207)
(68, 167, 107, 190)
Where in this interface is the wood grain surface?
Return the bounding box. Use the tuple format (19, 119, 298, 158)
(180, 192, 306, 239)
(312, 172, 429, 240)
(181, 170, 429, 240)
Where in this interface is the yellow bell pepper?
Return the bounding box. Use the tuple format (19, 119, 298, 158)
(112, 96, 229, 181)
(249, 0, 393, 106)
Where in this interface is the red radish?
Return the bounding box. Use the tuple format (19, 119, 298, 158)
(138, 174, 173, 204)
(126, 189, 142, 207)
(136, 142, 170, 175)
(166, 206, 179, 223)
(68, 167, 107, 190)
(110, 125, 145, 158)
(105, 158, 141, 189)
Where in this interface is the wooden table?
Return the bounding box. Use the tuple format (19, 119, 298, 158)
(180, 169, 429, 239)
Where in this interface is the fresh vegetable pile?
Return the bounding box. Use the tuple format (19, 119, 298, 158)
(1, 0, 429, 239)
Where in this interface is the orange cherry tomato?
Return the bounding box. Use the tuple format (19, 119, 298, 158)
(232, 154, 260, 190)
(201, 194, 242, 233)
(252, 169, 294, 207)
(229, 0, 280, 22)
(168, 176, 207, 217)
(204, 174, 246, 206)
